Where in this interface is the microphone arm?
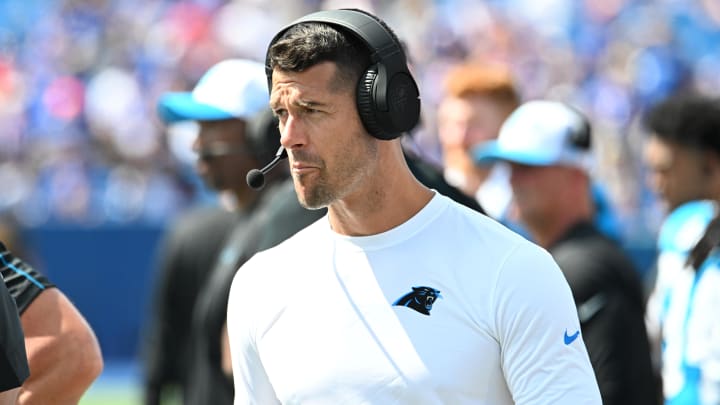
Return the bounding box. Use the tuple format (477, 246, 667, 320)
(246, 146, 288, 190)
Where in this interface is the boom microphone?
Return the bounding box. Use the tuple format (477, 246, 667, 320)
(246, 146, 288, 190)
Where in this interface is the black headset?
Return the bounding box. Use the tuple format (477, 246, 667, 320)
(246, 108, 281, 159)
(565, 104, 592, 150)
(264, 9, 421, 141)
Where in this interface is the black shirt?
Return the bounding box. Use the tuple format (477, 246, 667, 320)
(0, 273, 29, 391)
(0, 241, 55, 314)
(550, 222, 658, 405)
(143, 206, 239, 405)
(404, 152, 485, 215)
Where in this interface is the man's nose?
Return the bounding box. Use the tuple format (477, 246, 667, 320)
(280, 115, 307, 150)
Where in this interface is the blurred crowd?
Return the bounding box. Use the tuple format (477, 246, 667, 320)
(0, 0, 717, 246)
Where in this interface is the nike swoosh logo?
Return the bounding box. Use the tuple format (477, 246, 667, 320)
(564, 329, 580, 345)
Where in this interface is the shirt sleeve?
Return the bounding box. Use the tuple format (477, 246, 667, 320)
(227, 253, 280, 405)
(0, 273, 29, 391)
(492, 243, 602, 405)
(0, 242, 55, 314)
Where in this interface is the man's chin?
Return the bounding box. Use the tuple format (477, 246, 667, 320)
(293, 183, 329, 210)
(299, 201, 326, 211)
(297, 194, 327, 211)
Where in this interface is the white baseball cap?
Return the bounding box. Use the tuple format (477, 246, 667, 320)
(473, 100, 594, 172)
(157, 59, 269, 123)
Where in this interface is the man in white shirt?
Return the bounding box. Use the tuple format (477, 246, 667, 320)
(227, 8, 601, 404)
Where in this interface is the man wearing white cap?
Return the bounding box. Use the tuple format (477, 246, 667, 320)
(475, 100, 658, 405)
(144, 59, 323, 405)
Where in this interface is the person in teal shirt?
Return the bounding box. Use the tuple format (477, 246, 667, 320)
(643, 92, 720, 405)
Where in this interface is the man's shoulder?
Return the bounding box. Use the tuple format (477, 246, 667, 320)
(230, 217, 326, 299)
(159, 206, 238, 262)
(552, 223, 631, 267)
(244, 216, 327, 265)
(551, 223, 646, 308)
(659, 200, 716, 253)
(435, 196, 555, 279)
(171, 206, 238, 236)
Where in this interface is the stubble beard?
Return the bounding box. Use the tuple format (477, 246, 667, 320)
(294, 133, 378, 210)
(295, 169, 333, 210)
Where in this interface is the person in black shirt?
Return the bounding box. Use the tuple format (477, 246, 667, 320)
(144, 58, 326, 405)
(475, 100, 658, 405)
(404, 148, 485, 214)
(143, 205, 238, 403)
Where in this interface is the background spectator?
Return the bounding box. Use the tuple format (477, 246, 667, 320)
(476, 100, 658, 405)
(0, 0, 714, 239)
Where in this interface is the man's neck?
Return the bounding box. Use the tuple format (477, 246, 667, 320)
(328, 147, 434, 236)
(328, 185, 433, 237)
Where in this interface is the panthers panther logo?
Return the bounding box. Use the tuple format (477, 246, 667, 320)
(393, 286, 442, 316)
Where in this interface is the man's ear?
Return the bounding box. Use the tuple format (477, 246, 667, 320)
(703, 150, 720, 177)
(702, 152, 720, 202)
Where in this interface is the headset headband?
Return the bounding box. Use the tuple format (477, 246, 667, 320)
(264, 9, 408, 90)
(264, 8, 420, 140)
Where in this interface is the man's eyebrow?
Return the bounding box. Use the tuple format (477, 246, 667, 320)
(269, 96, 281, 111)
(296, 99, 327, 109)
(270, 98, 328, 110)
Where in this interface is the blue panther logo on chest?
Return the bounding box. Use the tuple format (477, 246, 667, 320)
(393, 286, 443, 316)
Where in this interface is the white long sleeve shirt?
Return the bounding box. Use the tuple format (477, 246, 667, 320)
(228, 192, 601, 404)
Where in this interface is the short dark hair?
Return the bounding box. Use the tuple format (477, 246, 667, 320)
(644, 92, 720, 153)
(267, 21, 371, 93)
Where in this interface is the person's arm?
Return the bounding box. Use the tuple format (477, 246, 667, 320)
(493, 243, 602, 404)
(221, 322, 232, 378)
(17, 287, 103, 405)
(227, 253, 280, 405)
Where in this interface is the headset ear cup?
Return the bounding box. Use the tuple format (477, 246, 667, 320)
(356, 66, 384, 139)
(247, 109, 281, 158)
(387, 72, 420, 135)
